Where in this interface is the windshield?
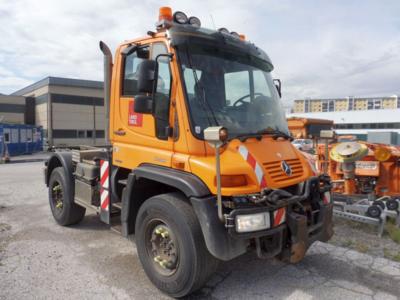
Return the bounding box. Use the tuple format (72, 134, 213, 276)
(176, 44, 289, 139)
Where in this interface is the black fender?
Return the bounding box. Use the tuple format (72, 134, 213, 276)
(190, 196, 248, 261)
(45, 152, 74, 192)
(133, 164, 210, 197)
(121, 164, 210, 237)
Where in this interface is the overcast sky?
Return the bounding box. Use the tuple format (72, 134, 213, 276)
(0, 0, 399, 105)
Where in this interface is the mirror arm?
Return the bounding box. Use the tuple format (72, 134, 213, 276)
(273, 79, 282, 98)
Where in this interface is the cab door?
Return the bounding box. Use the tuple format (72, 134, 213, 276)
(112, 41, 174, 169)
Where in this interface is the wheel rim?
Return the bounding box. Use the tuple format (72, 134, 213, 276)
(51, 181, 64, 216)
(145, 219, 179, 276)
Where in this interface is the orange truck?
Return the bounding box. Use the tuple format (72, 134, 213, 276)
(287, 117, 334, 139)
(44, 7, 333, 297)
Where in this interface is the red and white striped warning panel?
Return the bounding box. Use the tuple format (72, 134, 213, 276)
(323, 191, 331, 205)
(273, 207, 286, 227)
(100, 160, 110, 211)
(238, 145, 267, 189)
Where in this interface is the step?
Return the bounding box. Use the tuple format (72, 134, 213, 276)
(118, 179, 128, 186)
(113, 201, 122, 210)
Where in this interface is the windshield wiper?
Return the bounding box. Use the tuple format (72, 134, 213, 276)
(232, 129, 292, 142)
(257, 128, 293, 141)
(232, 133, 263, 142)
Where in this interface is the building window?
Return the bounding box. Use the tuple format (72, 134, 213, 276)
(348, 97, 354, 110)
(11, 129, 18, 143)
(86, 130, 93, 138)
(367, 98, 381, 110)
(328, 100, 335, 111)
(304, 99, 310, 112)
(77, 130, 86, 138)
(322, 101, 328, 112)
(4, 132, 10, 143)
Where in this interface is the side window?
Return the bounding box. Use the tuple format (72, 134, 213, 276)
(4, 132, 10, 144)
(224, 71, 249, 105)
(152, 43, 171, 97)
(122, 46, 149, 96)
(152, 43, 172, 140)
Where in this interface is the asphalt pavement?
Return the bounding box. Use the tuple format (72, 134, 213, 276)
(0, 161, 399, 299)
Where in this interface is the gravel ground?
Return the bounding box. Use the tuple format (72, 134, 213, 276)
(1, 161, 400, 299)
(330, 218, 400, 261)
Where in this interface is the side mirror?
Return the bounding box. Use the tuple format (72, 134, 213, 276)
(273, 79, 282, 98)
(137, 60, 157, 94)
(134, 95, 153, 114)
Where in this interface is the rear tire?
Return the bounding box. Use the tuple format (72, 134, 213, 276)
(366, 205, 381, 218)
(135, 192, 219, 298)
(48, 167, 86, 226)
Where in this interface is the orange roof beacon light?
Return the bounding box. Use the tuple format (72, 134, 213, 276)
(239, 34, 246, 41)
(158, 6, 173, 22)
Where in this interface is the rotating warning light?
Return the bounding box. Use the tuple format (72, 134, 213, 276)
(158, 7, 173, 22)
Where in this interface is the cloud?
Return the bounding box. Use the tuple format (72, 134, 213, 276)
(0, 0, 399, 106)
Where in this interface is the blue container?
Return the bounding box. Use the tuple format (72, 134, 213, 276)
(0, 124, 43, 157)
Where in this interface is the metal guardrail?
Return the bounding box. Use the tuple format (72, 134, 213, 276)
(333, 201, 400, 237)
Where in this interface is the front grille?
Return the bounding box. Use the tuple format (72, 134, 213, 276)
(263, 159, 303, 183)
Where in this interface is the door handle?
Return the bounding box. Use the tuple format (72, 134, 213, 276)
(113, 129, 126, 136)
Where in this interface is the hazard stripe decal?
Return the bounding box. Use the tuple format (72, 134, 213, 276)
(100, 160, 110, 212)
(323, 192, 331, 204)
(273, 208, 286, 227)
(238, 145, 267, 189)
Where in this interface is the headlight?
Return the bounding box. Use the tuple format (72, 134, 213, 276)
(236, 212, 270, 233)
(188, 16, 201, 28)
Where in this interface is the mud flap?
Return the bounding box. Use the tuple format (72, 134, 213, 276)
(286, 212, 308, 263)
(285, 204, 334, 263)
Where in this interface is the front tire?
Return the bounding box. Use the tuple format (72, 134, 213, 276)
(135, 193, 218, 297)
(48, 167, 86, 226)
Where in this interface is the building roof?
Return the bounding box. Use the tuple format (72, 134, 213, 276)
(11, 76, 103, 96)
(287, 109, 400, 124)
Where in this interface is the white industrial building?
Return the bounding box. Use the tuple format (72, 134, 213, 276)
(288, 96, 400, 144)
(11, 77, 105, 148)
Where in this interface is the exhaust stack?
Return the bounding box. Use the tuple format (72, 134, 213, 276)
(99, 41, 113, 145)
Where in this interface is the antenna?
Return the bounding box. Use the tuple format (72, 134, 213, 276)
(210, 14, 216, 30)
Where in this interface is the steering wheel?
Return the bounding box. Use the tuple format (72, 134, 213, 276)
(233, 93, 263, 107)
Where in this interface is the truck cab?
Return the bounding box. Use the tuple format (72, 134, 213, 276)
(44, 7, 333, 298)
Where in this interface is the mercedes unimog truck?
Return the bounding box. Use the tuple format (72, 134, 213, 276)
(44, 7, 333, 297)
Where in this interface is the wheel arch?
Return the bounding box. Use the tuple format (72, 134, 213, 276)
(45, 152, 74, 190)
(121, 164, 210, 237)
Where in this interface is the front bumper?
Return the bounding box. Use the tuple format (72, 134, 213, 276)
(191, 176, 333, 262)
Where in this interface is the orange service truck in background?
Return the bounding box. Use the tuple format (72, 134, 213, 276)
(44, 7, 333, 297)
